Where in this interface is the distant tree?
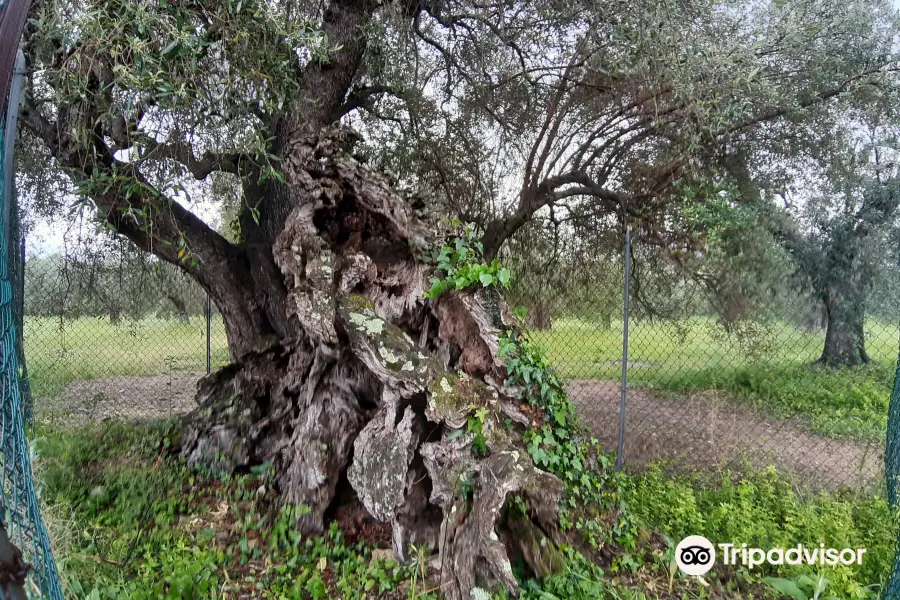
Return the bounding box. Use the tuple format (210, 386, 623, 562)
(501, 210, 624, 330)
(24, 230, 207, 322)
(774, 129, 900, 367)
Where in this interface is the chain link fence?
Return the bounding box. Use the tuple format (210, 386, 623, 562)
(24, 234, 229, 427)
(24, 222, 897, 494)
(504, 225, 896, 493)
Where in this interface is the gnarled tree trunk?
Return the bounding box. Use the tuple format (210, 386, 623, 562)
(180, 131, 564, 599)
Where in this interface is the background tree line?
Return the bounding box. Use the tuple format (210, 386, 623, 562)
(24, 237, 209, 323)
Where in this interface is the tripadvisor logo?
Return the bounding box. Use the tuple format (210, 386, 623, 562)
(675, 536, 716, 576)
(675, 536, 867, 576)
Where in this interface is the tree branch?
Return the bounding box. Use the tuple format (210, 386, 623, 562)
(714, 67, 898, 139)
(141, 139, 243, 180)
(19, 90, 265, 344)
(332, 84, 404, 120)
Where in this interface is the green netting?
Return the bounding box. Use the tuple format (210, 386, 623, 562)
(0, 109, 63, 596)
(887, 352, 900, 597)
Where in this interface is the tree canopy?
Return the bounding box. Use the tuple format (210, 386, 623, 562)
(18, 0, 900, 276)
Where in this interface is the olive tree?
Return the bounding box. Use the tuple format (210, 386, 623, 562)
(16, 0, 900, 594)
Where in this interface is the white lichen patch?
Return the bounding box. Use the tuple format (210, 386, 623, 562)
(470, 587, 491, 600)
(347, 407, 417, 522)
(401, 361, 414, 371)
(440, 377, 453, 393)
(378, 345, 402, 364)
(348, 312, 385, 334)
(489, 530, 499, 542)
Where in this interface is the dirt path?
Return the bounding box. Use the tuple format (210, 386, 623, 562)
(38, 373, 203, 426)
(567, 380, 884, 492)
(37, 374, 883, 491)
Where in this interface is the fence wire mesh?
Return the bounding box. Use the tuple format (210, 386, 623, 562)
(885, 354, 900, 598)
(19, 209, 900, 595)
(24, 235, 229, 427)
(502, 225, 895, 494)
(25, 223, 898, 493)
(2, 110, 62, 597)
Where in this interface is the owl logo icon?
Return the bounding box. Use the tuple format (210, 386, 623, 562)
(675, 536, 716, 576)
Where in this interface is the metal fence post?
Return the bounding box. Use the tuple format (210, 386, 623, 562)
(205, 294, 211, 374)
(616, 225, 631, 471)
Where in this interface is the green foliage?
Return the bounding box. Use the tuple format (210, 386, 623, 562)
(499, 330, 638, 552)
(626, 465, 895, 599)
(764, 574, 839, 600)
(498, 317, 892, 599)
(426, 228, 511, 299)
(466, 406, 490, 456)
(517, 548, 607, 600)
(29, 0, 327, 128)
(33, 415, 891, 600)
(33, 421, 433, 599)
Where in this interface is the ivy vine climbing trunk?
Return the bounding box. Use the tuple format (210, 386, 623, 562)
(179, 129, 565, 599)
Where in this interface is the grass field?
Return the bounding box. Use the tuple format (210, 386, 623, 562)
(23, 314, 896, 440)
(529, 316, 897, 440)
(24, 316, 230, 398)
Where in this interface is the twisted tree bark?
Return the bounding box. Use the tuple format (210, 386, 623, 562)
(181, 130, 564, 599)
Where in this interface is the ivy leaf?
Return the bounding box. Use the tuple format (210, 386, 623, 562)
(497, 268, 511, 286)
(554, 406, 567, 427)
(479, 273, 494, 287)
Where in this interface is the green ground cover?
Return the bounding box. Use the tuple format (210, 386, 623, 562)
(32, 420, 893, 599)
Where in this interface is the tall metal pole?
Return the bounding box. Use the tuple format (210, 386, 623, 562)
(205, 294, 211, 374)
(616, 225, 632, 471)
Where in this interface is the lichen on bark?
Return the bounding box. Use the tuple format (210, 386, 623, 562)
(180, 128, 565, 599)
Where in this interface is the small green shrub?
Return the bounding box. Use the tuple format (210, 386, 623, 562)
(625, 465, 895, 599)
(425, 227, 510, 299)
